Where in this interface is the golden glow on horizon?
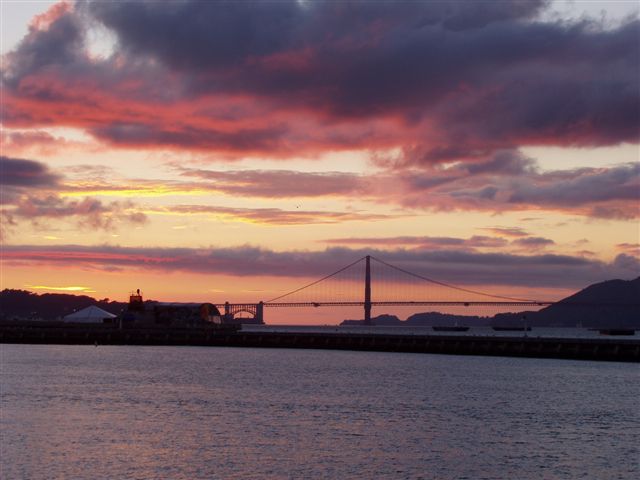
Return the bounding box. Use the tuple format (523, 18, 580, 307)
(60, 185, 216, 198)
(25, 285, 96, 293)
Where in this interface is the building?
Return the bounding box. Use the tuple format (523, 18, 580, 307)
(63, 305, 117, 324)
(124, 290, 223, 327)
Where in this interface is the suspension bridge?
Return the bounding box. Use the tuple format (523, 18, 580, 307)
(218, 255, 553, 324)
(3, 254, 637, 361)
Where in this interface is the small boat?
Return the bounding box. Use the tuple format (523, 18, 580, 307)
(432, 326, 470, 332)
(598, 329, 635, 336)
(492, 326, 532, 331)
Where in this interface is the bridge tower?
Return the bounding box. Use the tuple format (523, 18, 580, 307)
(364, 255, 372, 325)
(256, 301, 264, 324)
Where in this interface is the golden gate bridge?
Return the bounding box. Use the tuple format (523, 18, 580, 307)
(218, 255, 553, 324)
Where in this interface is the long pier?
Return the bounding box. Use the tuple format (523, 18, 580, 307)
(1, 324, 638, 362)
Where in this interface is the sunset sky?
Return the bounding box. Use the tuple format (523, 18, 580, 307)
(1, 0, 638, 324)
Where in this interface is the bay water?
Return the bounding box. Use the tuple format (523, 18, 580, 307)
(1, 344, 638, 479)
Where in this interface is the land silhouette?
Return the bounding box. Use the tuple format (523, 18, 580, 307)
(1, 277, 638, 327)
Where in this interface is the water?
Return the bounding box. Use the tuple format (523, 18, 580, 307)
(1, 345, 638, 479)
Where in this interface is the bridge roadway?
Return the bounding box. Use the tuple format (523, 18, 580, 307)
(262, 301, 552, 307)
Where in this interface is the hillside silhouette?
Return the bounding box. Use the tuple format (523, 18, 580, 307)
(530, 276, 639, 327)
(0, 289, 127, 321)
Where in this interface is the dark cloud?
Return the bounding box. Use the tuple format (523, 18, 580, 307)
(0, 156, 60, 187)
(506, 163, 640, 206)
(2, 1, 637, 160)
(1, 244, 637, 290)
(90, 123, 290, 153)
(87, 0, 548, 71)
(612, 253, 640, 272)
(2, 3, 84, 86)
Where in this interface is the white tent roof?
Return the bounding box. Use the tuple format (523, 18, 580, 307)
(64, 305, 116, 320)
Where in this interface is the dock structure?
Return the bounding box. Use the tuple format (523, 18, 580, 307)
(1, 324, 638, 362)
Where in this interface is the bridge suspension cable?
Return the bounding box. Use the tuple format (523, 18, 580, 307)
(370, 256, 538, 303)
(265, 256, 366, 303)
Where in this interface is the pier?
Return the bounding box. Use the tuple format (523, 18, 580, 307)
(1, 324, 638, 363)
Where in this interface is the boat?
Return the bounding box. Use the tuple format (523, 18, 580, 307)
(492, 326, 532, 332)
(597, 329, 635, 336)
(432, 326, 470, 332)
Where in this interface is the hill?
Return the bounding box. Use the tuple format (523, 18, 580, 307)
(531, 277, 640, 327)
(0, 289, 127, 321)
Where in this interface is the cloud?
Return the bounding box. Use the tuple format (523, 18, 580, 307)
(3, 2, 83, 83)
(512, 236, 555, 248)
(322, 235, 509, 249)
(88, 1, 547, 73)
(481, 226, 529, 238)
(61, 152, 639, 220)
(2, 244, 637, 290)
(1, 130, 57, 153)
(90, 122, 291, 153)
(398, 152, 640, 218)
(0, 155, 147, 235)
(323, 234, 556, 254)
(0, 155, 60, 187)
(149, 204, 394, 225)
(1, 1, 637, 161)
(11, 195, 147, 230)
(616, 243, 640, 256)
(176, 168, 364, 198)
(62, 167, 368, 201)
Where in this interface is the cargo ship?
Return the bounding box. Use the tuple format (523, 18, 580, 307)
(492, 326, 532, 332)
(596, 329, 635, 336)
(432, 326, 470, 332)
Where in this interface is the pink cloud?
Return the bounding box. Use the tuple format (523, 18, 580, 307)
(1, 1, 636, 163)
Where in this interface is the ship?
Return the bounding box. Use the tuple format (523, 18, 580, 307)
(596, 329, 635, 336)
(432, 326, 470, 332)
(492, 326, 532, 332)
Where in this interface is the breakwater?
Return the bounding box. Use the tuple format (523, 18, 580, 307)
(1, 324, 638, 362)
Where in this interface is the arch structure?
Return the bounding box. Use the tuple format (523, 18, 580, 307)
(219, 302, 264, 324)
